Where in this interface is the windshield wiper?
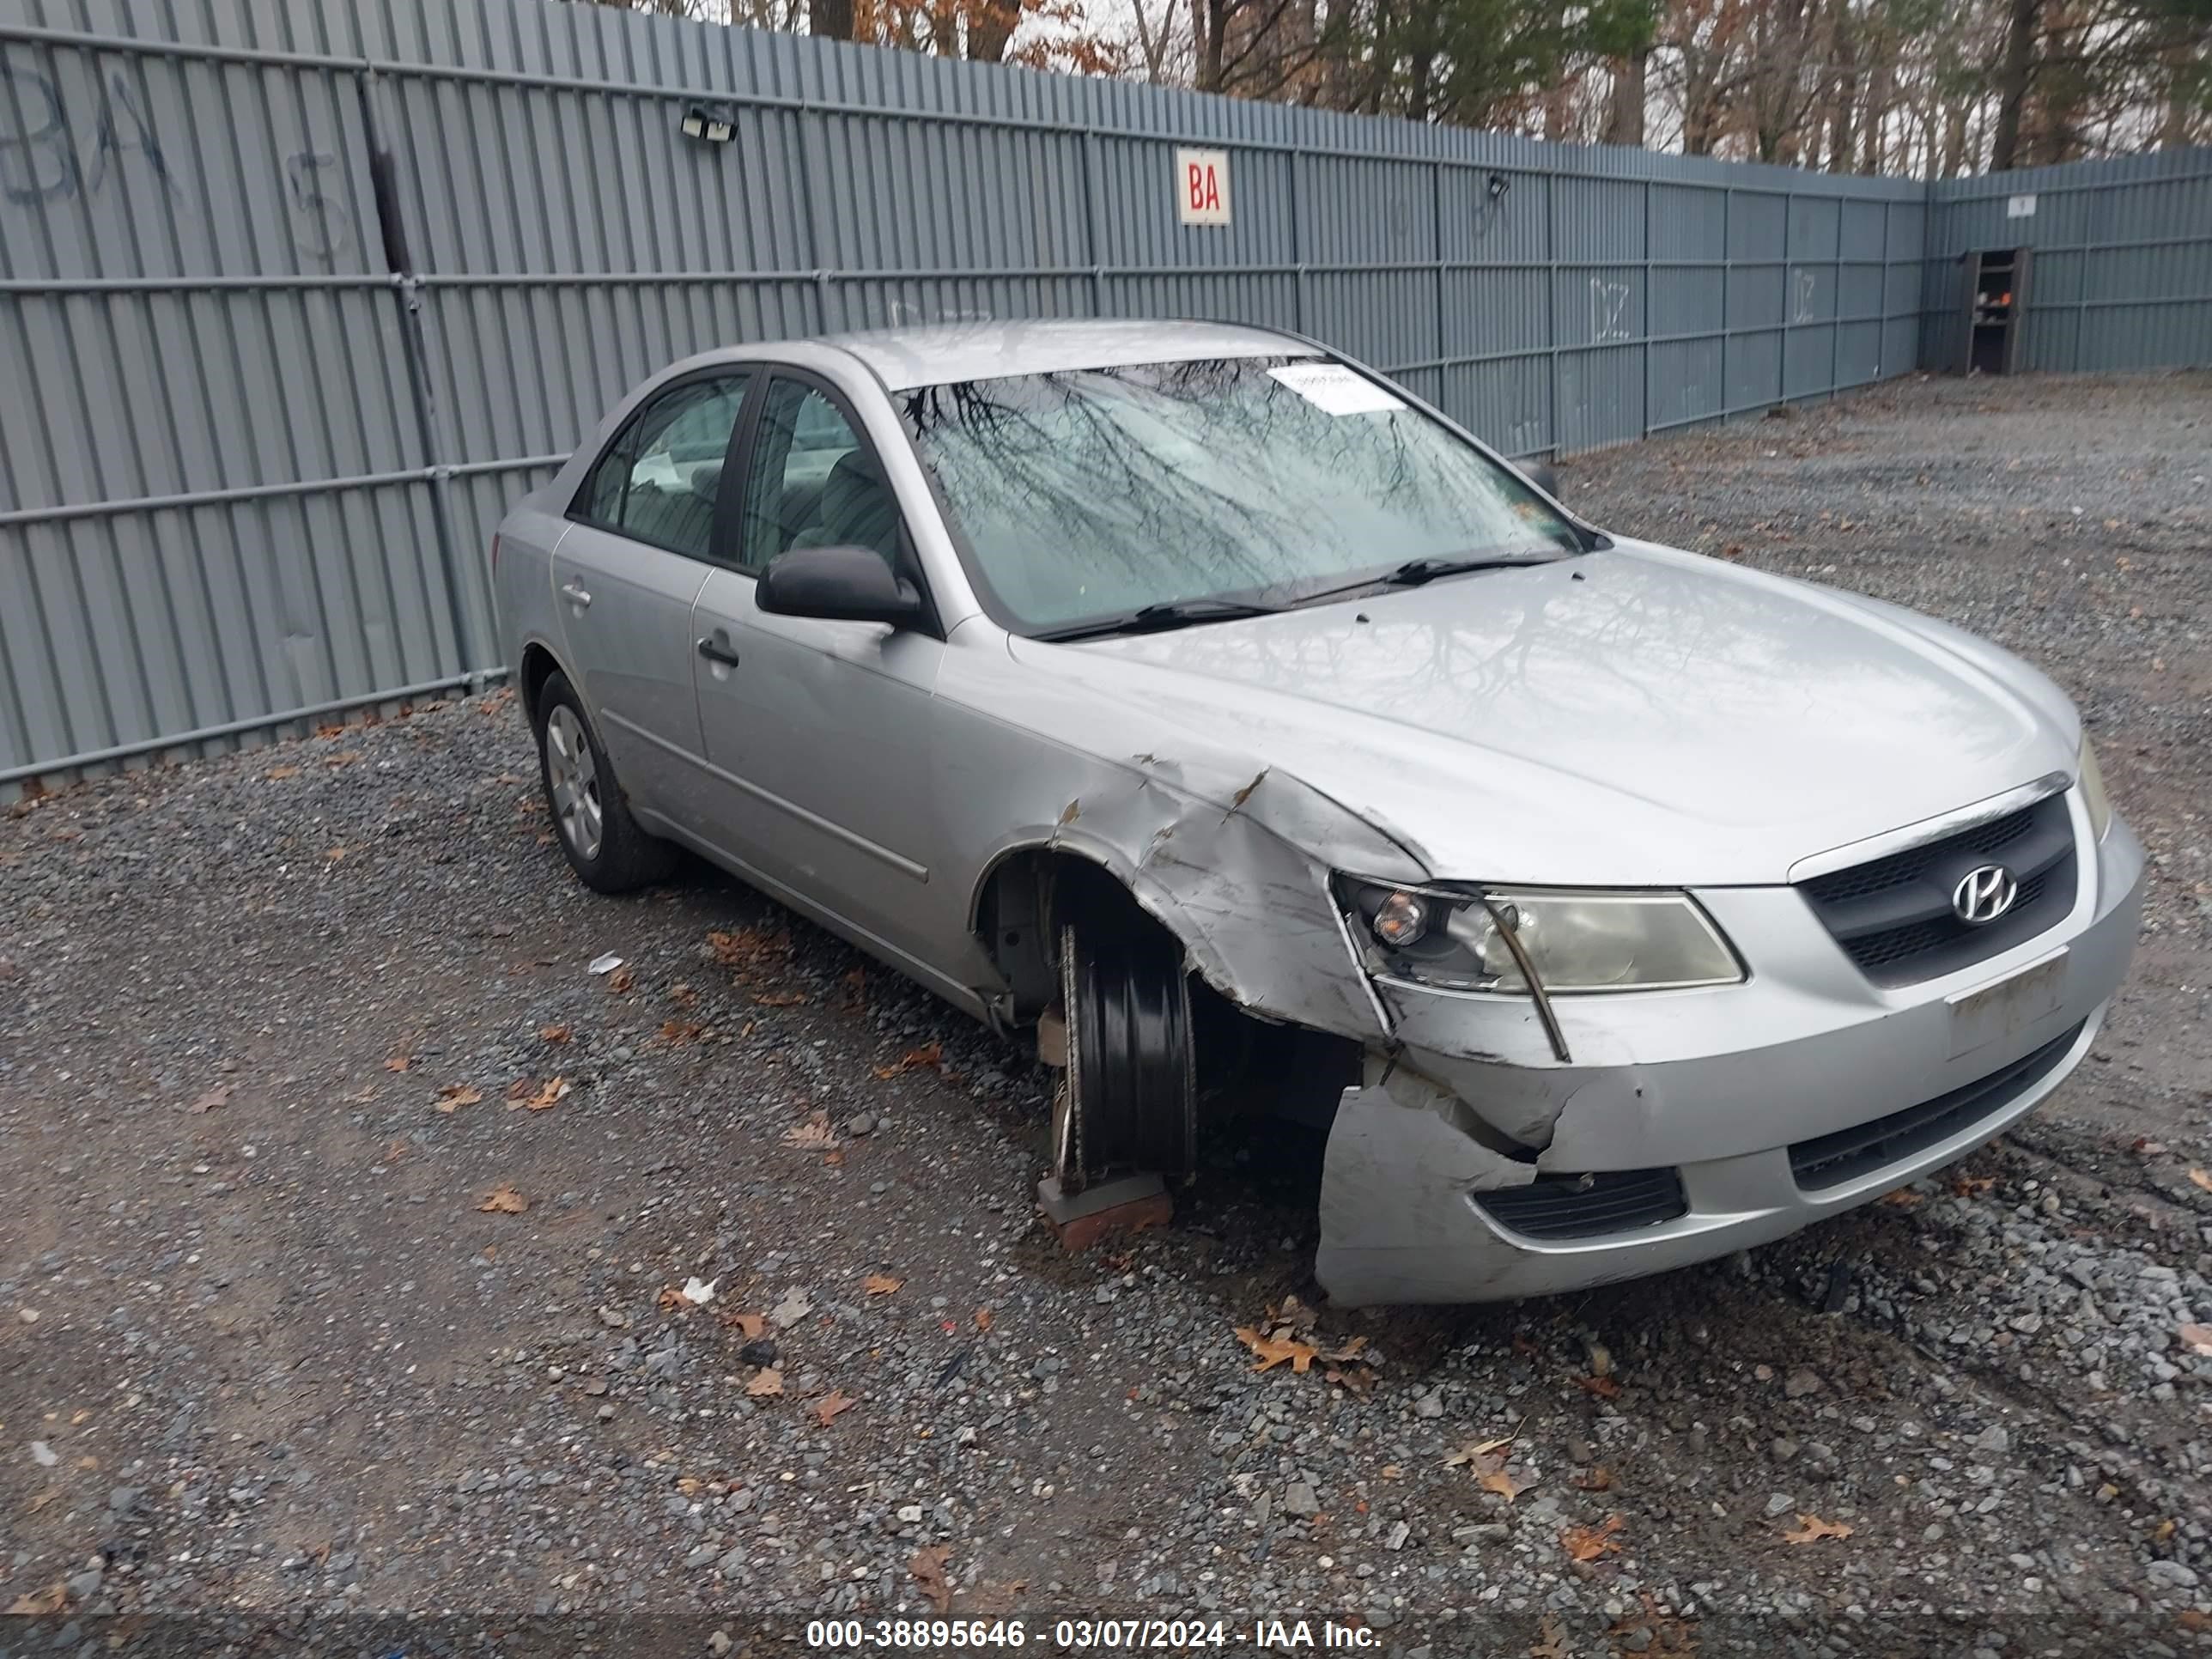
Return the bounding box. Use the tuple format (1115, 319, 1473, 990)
(1032, 596, 1283, 644)
(1281, 553, 1564, 610)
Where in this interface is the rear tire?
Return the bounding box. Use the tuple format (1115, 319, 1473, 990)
(533, 670, 677, 894)
(1051, 915, 1195, 1193)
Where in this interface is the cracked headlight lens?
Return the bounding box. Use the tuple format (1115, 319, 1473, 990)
(1337, 878, 1743, 994)
(2077, 734, 2112, 842)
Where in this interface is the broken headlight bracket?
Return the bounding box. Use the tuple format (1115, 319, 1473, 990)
(1333, 878, 1748, 1061)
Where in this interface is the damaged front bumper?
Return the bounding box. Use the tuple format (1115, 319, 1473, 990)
(1314, 805, 2145, 1307)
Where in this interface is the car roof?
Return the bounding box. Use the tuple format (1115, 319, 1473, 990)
(816, 318, 1317, 391)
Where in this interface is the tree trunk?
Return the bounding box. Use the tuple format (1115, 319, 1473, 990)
(810, 0, 855, 40)
(1859, 44, 1892, 173)
(1941, 97, 1969, 175)
(1989, 0, 2042, 171)
(1607, 47, 1649, 146)
(964, 0, 1018, 62)
(1196, 0, 1228, 91)
(1825, 14, 1856, 173)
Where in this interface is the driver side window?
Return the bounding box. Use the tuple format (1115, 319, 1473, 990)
(575, 373, 750, 559)
(738, 379, 903, 575)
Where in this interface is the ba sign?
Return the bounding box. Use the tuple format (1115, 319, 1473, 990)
(1175, 148, 1231, 226)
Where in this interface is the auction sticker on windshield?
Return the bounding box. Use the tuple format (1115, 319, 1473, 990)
(1267, 362, 1406, 416)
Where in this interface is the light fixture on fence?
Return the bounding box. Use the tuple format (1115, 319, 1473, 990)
(680, 101, 735, 144)
(1486, 173, 1511, 201)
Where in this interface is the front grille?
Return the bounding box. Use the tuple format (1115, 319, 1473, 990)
(1797, 793, 2077, 987)
(1789, 1020, 2085, 1190)
(1474, 1168, 1687, 1241)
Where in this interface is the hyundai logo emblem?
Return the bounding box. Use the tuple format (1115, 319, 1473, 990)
(1952, 864, 2020, 925)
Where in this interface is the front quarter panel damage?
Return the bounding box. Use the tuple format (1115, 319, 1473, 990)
(1035, 760, 1407, 1044)
(1315, 1064, 1542, 1307)
(935, 633, 1589, 1304)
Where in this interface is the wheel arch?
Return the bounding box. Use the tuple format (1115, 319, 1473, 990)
(516, 636, 572, 725)
(965, 815, 1389, 1047)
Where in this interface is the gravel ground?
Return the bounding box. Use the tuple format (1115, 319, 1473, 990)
(3, 370, 2209, 1656)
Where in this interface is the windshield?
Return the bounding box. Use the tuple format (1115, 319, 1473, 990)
(895, 355, 1582, 633)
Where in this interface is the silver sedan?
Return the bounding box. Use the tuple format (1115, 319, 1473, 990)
(490, 319, 2142, 1306)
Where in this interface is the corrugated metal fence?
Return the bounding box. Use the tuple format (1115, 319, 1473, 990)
(1921, 151, 2212, 374)
(0, 0, 2202, 791)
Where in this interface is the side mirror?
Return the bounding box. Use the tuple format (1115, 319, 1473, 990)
(1522, 461, 1563, 500)
(756, 544, 924, 627)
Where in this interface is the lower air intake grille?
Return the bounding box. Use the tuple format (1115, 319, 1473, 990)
(1474, 1168, 1688, 1241)
(1789, 1020, 2086, 1191)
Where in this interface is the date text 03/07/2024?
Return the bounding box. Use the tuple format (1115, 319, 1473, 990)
(802, 1618, 1382, 1649)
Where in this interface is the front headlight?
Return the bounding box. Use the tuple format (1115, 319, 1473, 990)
(1336, 878, 1744, 994)
(2077, 734, 2112, 842)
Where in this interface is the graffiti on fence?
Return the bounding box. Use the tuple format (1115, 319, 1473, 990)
(1589, 276, 1632, 343)
(283, 149, 350, 262)
(1794, 268, 1819, 323)
(0, 60, 175, 204)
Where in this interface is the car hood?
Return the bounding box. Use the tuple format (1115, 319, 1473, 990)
(1004, 544, 2080, 886)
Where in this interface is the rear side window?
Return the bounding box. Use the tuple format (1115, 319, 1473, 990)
(574, 373, 751, 559)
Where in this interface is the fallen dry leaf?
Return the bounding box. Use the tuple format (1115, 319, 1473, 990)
(1236, 1324, 1318, 1374)
(901, 1042, 943, 1071)
(7, 1582, 68, 1615)
(813, 1389, 856, 1426)
(1478, 1468, 1529, 1503)
(1562, 1513, 1625, 1562)
(2191, 1168, 2212, 1194)
(517, 1076, 570, 1111)
(538, 1024, 571, 1043)
(188, 1084, 233, 1114)
(1949, 1174, 1996, 1198)
(659, 1018, 705, 1043)
(384, 1054, 412, 1073)
(1575, 1373, 1623, 1400)
(1783, 1514, 1854, 1544)
(1445, 1437, 1514, 1468)
(2180, 1322, 2212, 1356)
(745, 1367, 785, 1397)
(974, 1307, 994, 1332)
(752, 988, 809, 1007)
(1879, 1188, 1924, 1208)
(435, 1083, 483, 1112)
(477, 1184, 529, 1215)
(606, 965, 635, 994)
(725, 1311, 767, 1339)
(708, 926, 791, 968)
(782, 1112, 839, 1151)
(264, 764, 301, 781)
(910, 1543, 952, 1614)
(1528, 1613, 1570, 1659)
(1576, 1467, 1615, 1492)
(863, 1273, 903, 1297)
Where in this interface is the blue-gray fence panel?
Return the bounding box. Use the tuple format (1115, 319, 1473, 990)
(1, 0, 2194, 793)
(1923, 150, 2212, 374)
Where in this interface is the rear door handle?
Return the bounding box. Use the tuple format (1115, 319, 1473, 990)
(560, 580, 592, 608)
(696, 636, 741, 668)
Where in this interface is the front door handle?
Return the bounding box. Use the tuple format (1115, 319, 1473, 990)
(560, 580, 592, 608)
(696, 636, 741, 668)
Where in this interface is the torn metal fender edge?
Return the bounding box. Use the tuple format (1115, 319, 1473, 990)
(988, 763, 1418, 1046)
